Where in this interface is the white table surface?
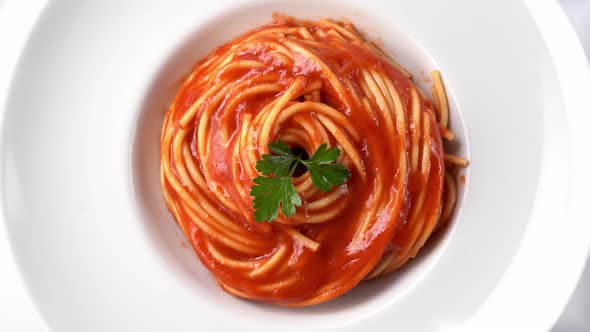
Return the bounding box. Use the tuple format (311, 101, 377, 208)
(0, 1, 588, 331)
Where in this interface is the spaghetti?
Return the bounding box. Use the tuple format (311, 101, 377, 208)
(160, 14, 468, 306)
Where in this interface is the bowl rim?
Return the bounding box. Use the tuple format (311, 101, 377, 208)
(0, 0, 589, 331)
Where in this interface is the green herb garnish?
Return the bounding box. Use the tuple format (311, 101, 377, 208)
(250, 140, 350, 222)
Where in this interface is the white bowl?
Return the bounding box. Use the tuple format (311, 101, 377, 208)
(1, 0, 589, 331)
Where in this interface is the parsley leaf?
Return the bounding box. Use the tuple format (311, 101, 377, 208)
(255, 140, 297, 177)
(250, 140, 350, 222)
(250, 175, 302, 222)
(301, 144, 351, 192)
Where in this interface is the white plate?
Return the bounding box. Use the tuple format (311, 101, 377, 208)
(1, 1, 589, 331)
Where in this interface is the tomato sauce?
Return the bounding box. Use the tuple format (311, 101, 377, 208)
(161, 15, 445, 306)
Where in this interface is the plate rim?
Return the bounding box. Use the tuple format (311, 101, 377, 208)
(0, 0, 589, 331)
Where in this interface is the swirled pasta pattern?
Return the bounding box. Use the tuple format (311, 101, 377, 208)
(160, 15, 466, 306)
